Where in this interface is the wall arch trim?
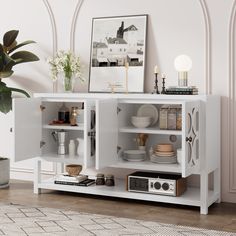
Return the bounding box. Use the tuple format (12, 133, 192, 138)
(228, 0, 236, 193)
(70, 0, 211, 94)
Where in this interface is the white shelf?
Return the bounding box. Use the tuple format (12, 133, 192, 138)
(38, 154, 84, 164)
(37, 178, 218, 207)
(111, 158, 181, 173)
(43, 124, 84, 131)
(119, 126, 182, 135)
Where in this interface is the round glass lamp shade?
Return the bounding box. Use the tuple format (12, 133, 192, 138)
(174, 55, 192, 87)
(174, 55, 192, 72)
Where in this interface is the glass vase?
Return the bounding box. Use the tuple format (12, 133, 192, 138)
(63, 72, 74, 92)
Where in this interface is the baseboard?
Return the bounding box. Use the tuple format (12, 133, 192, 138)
(10, 169, 55, 182)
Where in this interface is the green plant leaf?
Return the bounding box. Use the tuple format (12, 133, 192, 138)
(0, 82, 30, 114)
(8, 40, 36, 54)
(11, 51, 39, 64)
(4, 40, 17, 53)
(8, 87, 30, 97)
(0, 83, 12, 114)
(3, 30, 19, 47)
(0, 70, 14, 78)
(3, 52, 14, 65)
(0, 44, 4, 54)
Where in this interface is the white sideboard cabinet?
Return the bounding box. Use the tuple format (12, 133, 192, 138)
(13, 93, 220, 214)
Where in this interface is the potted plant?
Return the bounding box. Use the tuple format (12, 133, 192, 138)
(0, 30, 39, 188)
(0, 157, 10, 188)
(0, 29, 39, 114)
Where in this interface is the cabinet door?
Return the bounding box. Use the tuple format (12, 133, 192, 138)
(95, 99, 118, 169)
(182, 101, 200, 177)
(13, 98, 42, 162)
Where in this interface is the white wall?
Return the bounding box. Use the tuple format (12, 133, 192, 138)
(0, 0, 235, 203)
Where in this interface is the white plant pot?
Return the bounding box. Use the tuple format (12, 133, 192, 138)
(0, 158, 10, 188)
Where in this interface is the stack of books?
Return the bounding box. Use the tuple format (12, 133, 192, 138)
(54, 174, 95, 186)
(165, 86, 198, 95)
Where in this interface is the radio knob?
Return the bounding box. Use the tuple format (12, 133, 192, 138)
(162, 182, 169, 191)
(154, 182, 161, 190)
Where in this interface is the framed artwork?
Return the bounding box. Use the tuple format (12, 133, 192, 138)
(89, 15, 147, 93)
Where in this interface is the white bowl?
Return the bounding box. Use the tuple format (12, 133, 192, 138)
(131, 116, 152, 128)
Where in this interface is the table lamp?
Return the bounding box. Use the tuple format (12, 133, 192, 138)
(174, 55, 192, 87)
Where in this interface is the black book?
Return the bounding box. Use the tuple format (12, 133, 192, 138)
(165, 91, 198, 95)
(78, 179, 96, 186)
(54, 178, 95, 186)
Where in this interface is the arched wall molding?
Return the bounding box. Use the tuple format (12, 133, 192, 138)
(199, 0, 211, 95)
(70, 0, 212, 94)
(10, 0, 58, 176)
(42, 0, 58, 56)
(228, 0, 236, 192)
(70, 0, 84, 51)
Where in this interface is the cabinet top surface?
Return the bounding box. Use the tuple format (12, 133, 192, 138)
(34, 93, 218, 101)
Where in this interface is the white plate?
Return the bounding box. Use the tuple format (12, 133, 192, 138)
(124, 150, 146, 155)
(150, 155, 177, 164)
(137, 105, 158, 125)
(122, 156, 145, 162)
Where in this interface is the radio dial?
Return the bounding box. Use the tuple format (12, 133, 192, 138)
(162, 182, 169, 191)
(154, 182, 161, 190)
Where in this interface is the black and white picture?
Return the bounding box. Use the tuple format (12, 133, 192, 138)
(89, 15, 147, 93)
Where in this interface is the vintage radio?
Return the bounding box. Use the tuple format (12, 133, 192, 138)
(127, 171, 187, 196)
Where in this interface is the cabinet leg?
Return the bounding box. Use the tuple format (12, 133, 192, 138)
(214, 168, 221, 203)
(200, 172, 209, 215)
(34, 158, 41, 195)
(200, 206, 208, 215)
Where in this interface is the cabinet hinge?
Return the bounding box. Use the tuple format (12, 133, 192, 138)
(40, 141, 46, 148)
(88, 131, 96, 137)
(40, 105, 46, 111)
(117, 146, 122, 154)
(117, 107, 121, 114)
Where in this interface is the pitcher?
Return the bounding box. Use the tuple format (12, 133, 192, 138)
(52, 130, 68, 155)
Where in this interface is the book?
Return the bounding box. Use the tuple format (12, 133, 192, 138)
(165, 91, 198, 95)
(78, 179, 96, 186)
(166, 86, 198, 93)
(54, 174, 88, 183)
(54, 178, 95, 186)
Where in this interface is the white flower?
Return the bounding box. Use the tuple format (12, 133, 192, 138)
(47, 51, 84, 82)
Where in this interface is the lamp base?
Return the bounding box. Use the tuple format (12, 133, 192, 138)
(178, 72, 188, 87)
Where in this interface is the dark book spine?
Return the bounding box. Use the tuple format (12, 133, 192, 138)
(54, 181, 80, 186)
(165, 91, 197, 95)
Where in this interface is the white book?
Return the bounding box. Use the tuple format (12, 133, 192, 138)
(55, 174, 88, 183)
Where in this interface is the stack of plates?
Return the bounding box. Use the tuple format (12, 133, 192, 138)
(150, 143, 177, 164)
(122, 150, 146, 162)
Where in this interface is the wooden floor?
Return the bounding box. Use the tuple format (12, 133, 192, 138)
(1, 180, 236, 233)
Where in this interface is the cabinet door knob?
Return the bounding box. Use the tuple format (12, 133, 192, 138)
(186, 136, 192, 143)
(10, 128, 13, 132)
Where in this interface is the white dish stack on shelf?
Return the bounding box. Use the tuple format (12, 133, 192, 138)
(123, 150, 146, 162)
(150, 144, 177, 164)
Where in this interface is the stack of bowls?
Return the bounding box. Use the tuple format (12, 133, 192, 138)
(131, 116, 152, 128)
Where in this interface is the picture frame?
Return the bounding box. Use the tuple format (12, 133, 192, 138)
(89, 15, 148, 93)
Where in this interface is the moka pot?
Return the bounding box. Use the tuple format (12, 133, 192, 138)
(51, 130, 68, 155)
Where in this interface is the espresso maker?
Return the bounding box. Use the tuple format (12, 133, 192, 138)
(51, 130, 68, 155)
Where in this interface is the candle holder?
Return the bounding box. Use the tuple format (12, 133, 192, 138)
(161, 74, 166, 94)
(153, 73, 160, 94)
